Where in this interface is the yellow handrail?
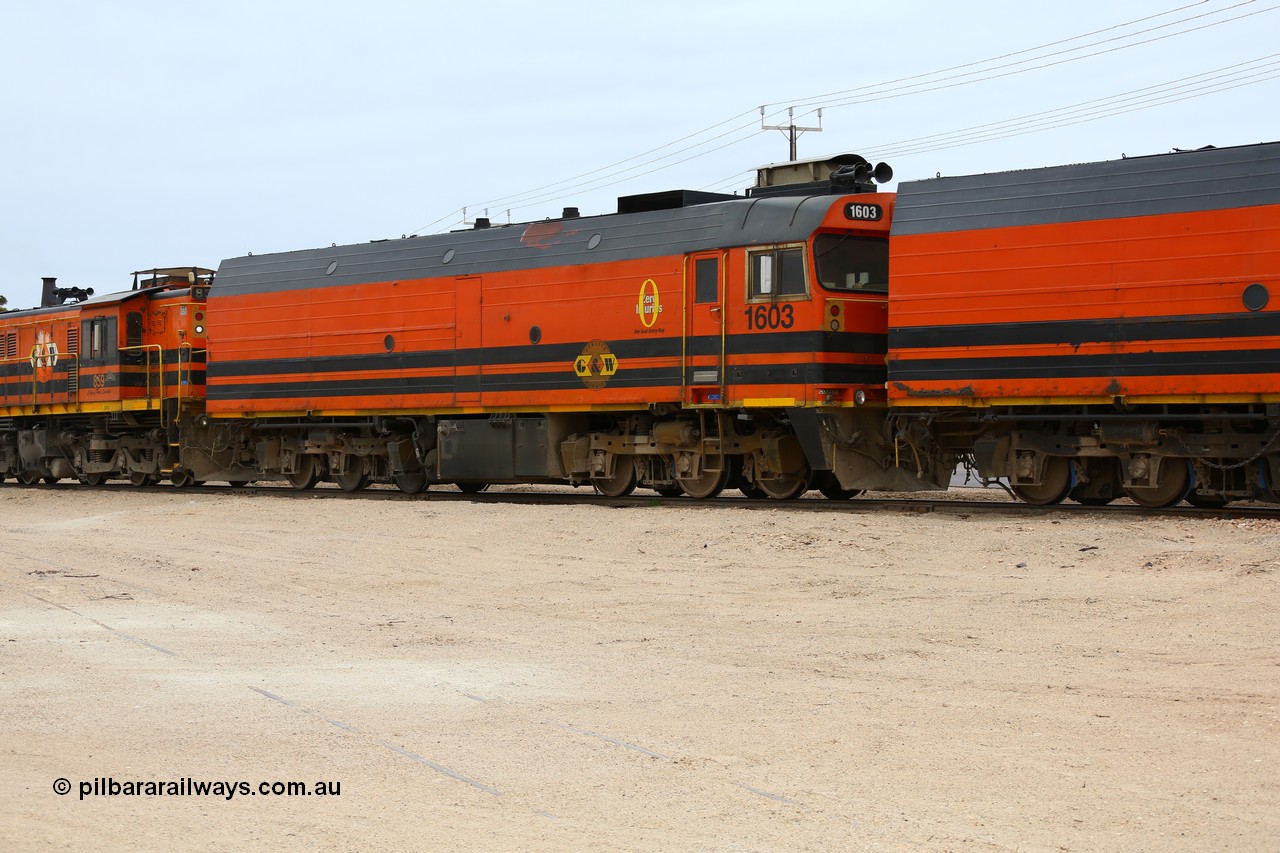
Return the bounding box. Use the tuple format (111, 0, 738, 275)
(16, 347, 80, 407)
(118, 344, 164, 403)
(176, 342, 207, 405)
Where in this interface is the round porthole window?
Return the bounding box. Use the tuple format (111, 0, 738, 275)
(384, 335, 395, 352)
(442, 249, 455, 264)
(529, 325, 542, 344)
(325, 261, 339, 275)
(588, 234, 602, 250)
(1243, 283, 1269, 312)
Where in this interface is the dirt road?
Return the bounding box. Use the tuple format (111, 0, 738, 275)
(1, 487, 1276, 850)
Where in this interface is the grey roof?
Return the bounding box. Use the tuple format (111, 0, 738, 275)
(890, 141, 1280, 236)
(214, 193, 855, 297)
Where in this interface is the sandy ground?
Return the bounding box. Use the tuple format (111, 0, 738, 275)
(0, 486, 1277, 852)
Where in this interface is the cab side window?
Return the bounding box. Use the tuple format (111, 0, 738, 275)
(123, 312, 144, 364)
(694, 258, 718, 304)
(83, 318, 111, 362)
(749, 247, 807, 299)
(813, 234, 889, 293)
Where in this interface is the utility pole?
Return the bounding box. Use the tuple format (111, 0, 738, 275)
(760, 106, 822, 161)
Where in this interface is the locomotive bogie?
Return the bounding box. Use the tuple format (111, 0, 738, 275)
(936, 401, 1280, 506)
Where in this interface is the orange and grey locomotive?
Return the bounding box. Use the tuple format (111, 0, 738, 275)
(191, 154, 937, 497)
(0, 269, 211, 486)
(886, 141, 1280, 507)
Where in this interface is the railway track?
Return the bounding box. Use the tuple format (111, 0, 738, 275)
(15, 480, 1280, 520)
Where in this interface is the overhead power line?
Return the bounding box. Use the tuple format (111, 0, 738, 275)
(409, 1, 1277, 233)
(801, 1, 1278, 113)
(862, 54, 1280, 160)
(783, 0, 1268, 110)
(693, 54, 1280, 195)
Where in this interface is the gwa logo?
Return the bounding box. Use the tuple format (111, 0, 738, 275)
(31, 329, 59, 381)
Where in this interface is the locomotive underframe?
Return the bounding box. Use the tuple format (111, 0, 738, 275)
(0, 408, 179, 486)
(8, 398, 1274, 508)
(100, 404, 949, 499)
(924, 403, 1280, 507)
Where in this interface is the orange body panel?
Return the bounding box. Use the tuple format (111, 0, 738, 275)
(207, 195, 893, 417)
(888, 203, 1280, 403)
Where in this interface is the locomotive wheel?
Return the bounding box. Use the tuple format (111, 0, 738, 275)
(227, 480, 250, 487)
(1010, 456, 1071, 506)
(170, 469, 197, 488)
(457, 482, 490, 494)
(393, 471, 428, 494)
(18, 470, 40, 487)
(334, 468, 370, 492)
(286, 456, 321, 491)
(677, 462, 729, 499)
(757, 472, 809, 500)
(815, 471, 862, 500)
(129, 471, 156, 487)
(1122, 460, 1191, 509)
(82, 473, 106, 487)
(592, 457, 637, 498)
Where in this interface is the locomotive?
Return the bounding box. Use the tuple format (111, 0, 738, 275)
(887, 141, 1280, 507)
(0, 154, 942, 498)
(0, 269, 212, 487)
(1, 141, 1277, 507)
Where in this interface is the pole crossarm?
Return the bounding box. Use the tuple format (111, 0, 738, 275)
(760, 106, 823, 160)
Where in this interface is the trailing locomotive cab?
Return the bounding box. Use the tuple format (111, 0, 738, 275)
(202, 154, 947, 497)
(0, 267, 213, 486)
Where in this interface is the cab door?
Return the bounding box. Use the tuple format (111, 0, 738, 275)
(683, 253, 725, 405)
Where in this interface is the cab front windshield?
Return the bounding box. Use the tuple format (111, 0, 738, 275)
(813, 234, 888, 293)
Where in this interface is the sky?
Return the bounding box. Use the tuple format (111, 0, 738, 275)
(0, 0, 1276, 309)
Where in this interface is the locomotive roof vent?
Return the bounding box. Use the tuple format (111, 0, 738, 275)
(562, 207, 580, 219)
(616, 188, 738, 214)
(749, 152, 892, 199)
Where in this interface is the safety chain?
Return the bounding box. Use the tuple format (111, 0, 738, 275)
(1166, 428, 1280, 471)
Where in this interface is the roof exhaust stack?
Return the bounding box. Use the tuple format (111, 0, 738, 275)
(41, 276, 94, 308)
